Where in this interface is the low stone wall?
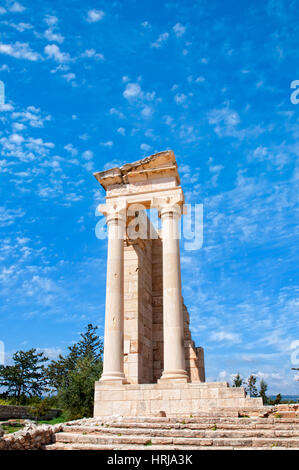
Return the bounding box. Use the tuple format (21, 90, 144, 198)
(0, 405, 61, 421)
(0, 423, 63, 450)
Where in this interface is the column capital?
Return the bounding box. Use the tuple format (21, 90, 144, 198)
(152, 192, 184, 219)
(97, 199, 127, 225)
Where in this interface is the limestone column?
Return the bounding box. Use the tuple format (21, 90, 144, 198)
(100, 204, 127, 384)
(160, 204, 188, 382)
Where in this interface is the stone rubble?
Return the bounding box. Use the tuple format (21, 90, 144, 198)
(0, 421, 63, 450)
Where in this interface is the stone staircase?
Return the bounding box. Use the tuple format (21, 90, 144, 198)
(44, 414, 299, 450)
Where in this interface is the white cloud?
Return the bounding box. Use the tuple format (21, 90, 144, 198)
(151, 32, 169, 48)
(173, 23, 186, 37)
(44, 44, 71, 63)
(100, 141, 113, 147)
(0, 206, 25, 227)
(174, 93, 187, 105)
(37, 347, 63, 360)
(12, 122, 25, 131)
(82, 150, 93, 160)
(123, 82, 142, 100)
(109, 108, 125, 119)
(9, 2, 26, 13)
(123, 82, 156, 115)
(210, 330, 241, 344)
(103, 159, 123, 170)
(117, 127, 125, 136)
(5, 22, 33, 32)
(81, 49, 104, 60)
(11, 106, 51, 128)
(141, 105, 153, 118)
(0, 42, 40, 61)
(140, 143, 152, 152)
(207, 105, 245, 138)
(0, 7, 6, 14)
(64, 144, 78, 156)
(44, 15, 58, 26)
(63, 72, 75, 82)
(163, 115, 174, 127)
(86, 9, 105, 23)
(44, 29, 64, 44)
(9, 133, 24, 144)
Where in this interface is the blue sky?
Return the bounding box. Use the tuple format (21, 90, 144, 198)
(0, 0, 298, 394)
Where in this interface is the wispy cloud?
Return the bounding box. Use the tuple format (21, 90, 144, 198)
(0, 42, 40, 61)
(151, 32, 169, 48)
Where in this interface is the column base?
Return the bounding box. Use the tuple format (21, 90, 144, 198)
(158, 369, 189, 383)
(99, 372, 128, 385)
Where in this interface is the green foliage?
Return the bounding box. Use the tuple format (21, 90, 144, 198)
(245, 374, 258, 397)
(0, 398, 12, 405)
(0, 324, 103, 420)
(58, 355, 102, 420)
(2, 424, 24, 434)
(38, 414, 68, 425)
(145, 440, 153, 446)
(47, 324, 103, 420)
(267, 393, 282, 405)
(0, 349, 48, 403)
(28, 397, 53, 422)
(232, 373, 243, 387)
(259, 379, 269, 404)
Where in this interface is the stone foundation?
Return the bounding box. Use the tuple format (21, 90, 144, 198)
(94, 381, 263, 417)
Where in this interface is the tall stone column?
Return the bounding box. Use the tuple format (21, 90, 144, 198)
(99, 203, 127, 384)
(160, 203, 188, 382)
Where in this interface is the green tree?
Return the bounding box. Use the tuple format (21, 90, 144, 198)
(46, 324, 103, 420)
(246, 374, 258, 397)
(58, 355, 102, 419)
(29, 397, 52, 422)
(259, 379, 268, 404)
(274, 393, 282, 405)
(0, 349, 48, 403)
(232, 373, 243, 387)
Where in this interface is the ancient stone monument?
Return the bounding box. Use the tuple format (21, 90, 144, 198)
(93, 150, 263, 416)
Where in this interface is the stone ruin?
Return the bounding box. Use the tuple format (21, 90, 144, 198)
(93, 150, 263, 416)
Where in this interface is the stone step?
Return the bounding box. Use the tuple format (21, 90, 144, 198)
(70, 416, 299, 425)
(44, 442, 299, 451)
(54, 432, 299, 448)
(63, 426, 299, 438)
(61, 426, 299, 439)
(67, 420, 299, 431)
